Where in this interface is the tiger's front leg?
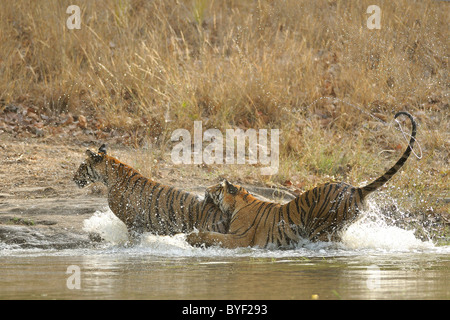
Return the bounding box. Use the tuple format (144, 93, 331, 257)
(186, 231, 243, 249)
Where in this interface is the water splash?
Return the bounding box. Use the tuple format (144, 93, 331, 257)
(341, 200, 435, 251)
(82, 208, 129, 245)
(81, 203, 437, 257)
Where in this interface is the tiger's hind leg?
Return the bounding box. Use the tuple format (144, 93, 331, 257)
(186, 231, 245, 249)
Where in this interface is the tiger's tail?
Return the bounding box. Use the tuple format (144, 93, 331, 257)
(359, 111, 417, 198)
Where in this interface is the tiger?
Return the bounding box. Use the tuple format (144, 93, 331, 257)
(187, 111, 417, 249)
(73, 144, 230, 236)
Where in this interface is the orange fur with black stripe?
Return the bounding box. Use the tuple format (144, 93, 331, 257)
(187, 112, 417, 248)
(73, 145, 229, 236)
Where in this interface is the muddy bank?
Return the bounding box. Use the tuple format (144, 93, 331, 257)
(0, 195, 107, 249)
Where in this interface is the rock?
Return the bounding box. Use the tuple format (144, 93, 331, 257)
(78, 115, 87, 129)
(26, 108, 40, 122)
(4, 104, 19, 113)
(61, 113, 74, 126)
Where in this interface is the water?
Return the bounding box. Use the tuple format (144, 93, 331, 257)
(1, 204, 449, 300)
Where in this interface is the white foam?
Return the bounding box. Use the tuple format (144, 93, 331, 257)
(81, 203, 439, 257)
(341, 201, 435, 251)
(82, 208, 129, 245)
(136, 233, 194, 255)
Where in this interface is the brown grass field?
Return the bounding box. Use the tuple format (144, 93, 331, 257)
(0, 1, 448, 240)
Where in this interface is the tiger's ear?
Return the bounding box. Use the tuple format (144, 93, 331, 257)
(225, 180, 238, 195)
(85, 149, 103, 162)
(98, 144, 107, 154)
(85, 149, 96, 157)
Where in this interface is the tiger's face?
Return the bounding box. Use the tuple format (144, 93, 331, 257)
(204, 180, 254, 216)
(73, 145, 107, 188)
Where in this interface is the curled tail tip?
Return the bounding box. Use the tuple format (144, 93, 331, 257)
(394, 111, 412, 119)
(394, 111, 417, 130)
(361, 111, 418, 196)
(395, 110, 417, 149)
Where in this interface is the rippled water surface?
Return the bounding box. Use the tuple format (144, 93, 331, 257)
(1, 207, 449, 300)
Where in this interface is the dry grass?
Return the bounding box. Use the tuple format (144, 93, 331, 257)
(0, 0, 448, 220)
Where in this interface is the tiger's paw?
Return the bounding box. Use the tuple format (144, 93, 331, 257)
(186, 231, 205, 247)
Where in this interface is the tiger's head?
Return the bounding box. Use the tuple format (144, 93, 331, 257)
(73, 144, 108, 188)
(204, 180, 256, 216)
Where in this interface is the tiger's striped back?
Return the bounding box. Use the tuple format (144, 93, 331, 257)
(283, 182, 360, 242)
(186, 112, 418, 248)
(73, 145, 229, 235)
(190, 181, 359, 247)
